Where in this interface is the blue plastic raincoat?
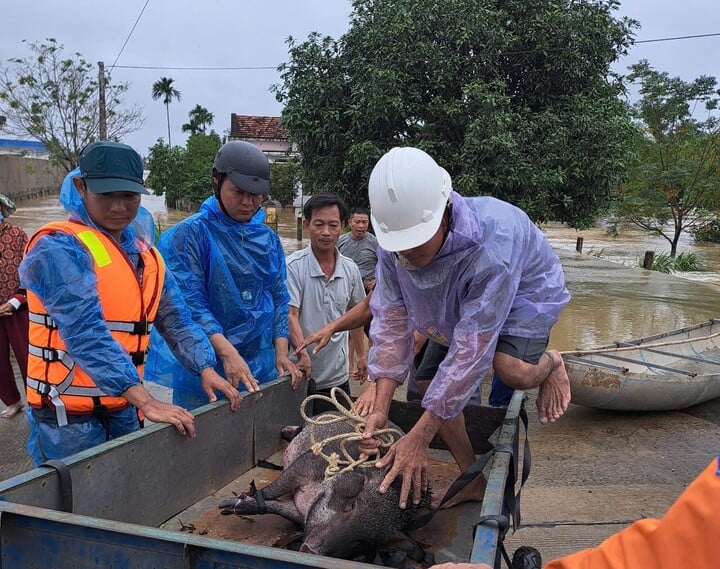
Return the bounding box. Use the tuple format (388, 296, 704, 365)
(144, 196, 290, 409)
(368, 192, 570, 421)
(20, 169, 216, 465)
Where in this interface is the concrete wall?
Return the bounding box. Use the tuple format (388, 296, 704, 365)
(0, 155, 64, 201)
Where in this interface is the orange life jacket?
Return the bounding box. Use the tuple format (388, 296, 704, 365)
(25, 221, 165, 427)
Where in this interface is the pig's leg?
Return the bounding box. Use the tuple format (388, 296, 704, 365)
(219, 451, 327, 524)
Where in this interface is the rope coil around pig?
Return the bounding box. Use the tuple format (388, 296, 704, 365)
(299, 387, 403, 479)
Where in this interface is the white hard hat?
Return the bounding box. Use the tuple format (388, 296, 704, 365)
(369, 147, 451, 252)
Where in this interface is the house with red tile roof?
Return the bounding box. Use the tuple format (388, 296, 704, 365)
(229, 114, 297, 162)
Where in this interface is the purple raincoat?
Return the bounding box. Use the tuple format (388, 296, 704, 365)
(368, 192, 570, 420)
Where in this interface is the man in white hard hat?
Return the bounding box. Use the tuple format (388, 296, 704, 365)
(359, 146, 572, 509)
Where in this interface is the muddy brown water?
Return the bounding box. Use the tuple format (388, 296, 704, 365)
(10, 194, 720, 350)
(3, 194, 720, 564)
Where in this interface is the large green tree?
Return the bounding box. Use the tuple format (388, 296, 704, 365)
(146, 131, 221, 210)
(614, 61, 720, 256)
(274, 0, 637, 226)
(151, 77, 181, 147)
(270, 158, 301, 206)
(182, 104, 214, 135)
(0, 38, 143, 171)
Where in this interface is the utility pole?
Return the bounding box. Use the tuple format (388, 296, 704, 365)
(98, 61, 107, 140)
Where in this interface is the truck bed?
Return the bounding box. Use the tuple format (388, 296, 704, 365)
(0, 379, 526, 568)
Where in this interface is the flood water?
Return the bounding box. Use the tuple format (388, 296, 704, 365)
(11, 193, 720, 353)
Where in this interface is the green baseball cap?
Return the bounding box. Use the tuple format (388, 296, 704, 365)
(78, 141, 149, 195)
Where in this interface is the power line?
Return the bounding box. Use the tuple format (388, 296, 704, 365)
(635, 31, 720, 44)
(115, 64, 277, 71)
(110, 30, 720, 72)
(110, 0, 151, 72)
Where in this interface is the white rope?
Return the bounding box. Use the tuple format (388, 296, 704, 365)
(299, 387, 403, 479)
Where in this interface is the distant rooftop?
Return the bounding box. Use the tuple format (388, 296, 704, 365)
(0, 139, 47, 153)
(230, 114, 288, 140)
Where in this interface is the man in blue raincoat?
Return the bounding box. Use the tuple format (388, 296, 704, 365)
(144, 141, 300, 409)
(20, 141, 241, 466)
(359, 147, 572, 509)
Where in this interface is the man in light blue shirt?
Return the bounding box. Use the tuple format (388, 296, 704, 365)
(286, 194, 366, 413)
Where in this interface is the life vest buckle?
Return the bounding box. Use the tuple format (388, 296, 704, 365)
(35, 381, 53, 396)
(130, 351, 147, 366)
(132, 321, 150, 335)
(42, 348, 60, 362)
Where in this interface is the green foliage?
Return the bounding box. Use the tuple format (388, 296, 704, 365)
(145, 140, 186, 207)
(270, 158, 301, 205)
(274, 0, 637, 225)
(673, 252, 707, 272)
(145, 132, 221, 210)
(0, 38, 143, 171)
(613, 62, 720, 256)
(151, 77, 181, 147)
(691, 219, 720, 243)
(637, 251, 707, 273)
(182, 131, 222, 204)
(182, 104, 214, 134)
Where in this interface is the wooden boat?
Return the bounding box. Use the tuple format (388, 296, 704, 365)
(562, 318, 720, 411)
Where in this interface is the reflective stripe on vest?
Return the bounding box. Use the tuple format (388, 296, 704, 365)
(28, 311, 155, 335)
(25, 221, 165, 425)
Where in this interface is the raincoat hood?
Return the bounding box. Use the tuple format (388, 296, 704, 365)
(60, 168, 156, 252)
(200, 195, 266, 225)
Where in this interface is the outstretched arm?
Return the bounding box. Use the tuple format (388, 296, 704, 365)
(294, 295, 373, 355)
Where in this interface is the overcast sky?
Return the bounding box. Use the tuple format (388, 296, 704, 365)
(1, 0, 719, 156)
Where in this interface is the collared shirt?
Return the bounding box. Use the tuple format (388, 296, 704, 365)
(338, 232, 379, 282)
(286, 247, 365, 389)
(368, 192, 570, 420)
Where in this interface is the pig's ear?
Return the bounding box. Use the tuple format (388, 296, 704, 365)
(334, 471, 365, 499)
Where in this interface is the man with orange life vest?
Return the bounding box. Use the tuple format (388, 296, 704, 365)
(19, 141, 244, 467)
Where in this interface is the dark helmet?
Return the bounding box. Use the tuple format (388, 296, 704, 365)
(212, 141, 270, 195)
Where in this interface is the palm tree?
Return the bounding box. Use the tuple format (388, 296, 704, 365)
(182, 104, 215, 135)
(151, 77, 181, 146)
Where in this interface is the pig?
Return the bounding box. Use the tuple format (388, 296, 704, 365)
(219, 412, 434, 566)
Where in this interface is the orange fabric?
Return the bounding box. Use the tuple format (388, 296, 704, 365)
(26, 221, 165, 415)
(545, 458, 720, 569)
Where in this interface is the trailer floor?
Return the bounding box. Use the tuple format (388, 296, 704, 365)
(161, 447, 481, 567)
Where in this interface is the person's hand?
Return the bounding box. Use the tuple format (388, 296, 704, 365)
(413, 330, 428, 356)
(0, 303, 13, 317)
(139, 400, 197, 436)
(292, 349, 312, 389)
(200, 368, 242, 411)
(220, 349, 259, 394)
(123, 386, 197, 437)
(364, 278, 376, 293)
(352, 352, 368, 383)
(374, 429, 430, 509)
(294, 323, 335, 356)
(353, 382, 376, 416)
(276, 353, 302, 387)
(359, 409, 388, 457)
